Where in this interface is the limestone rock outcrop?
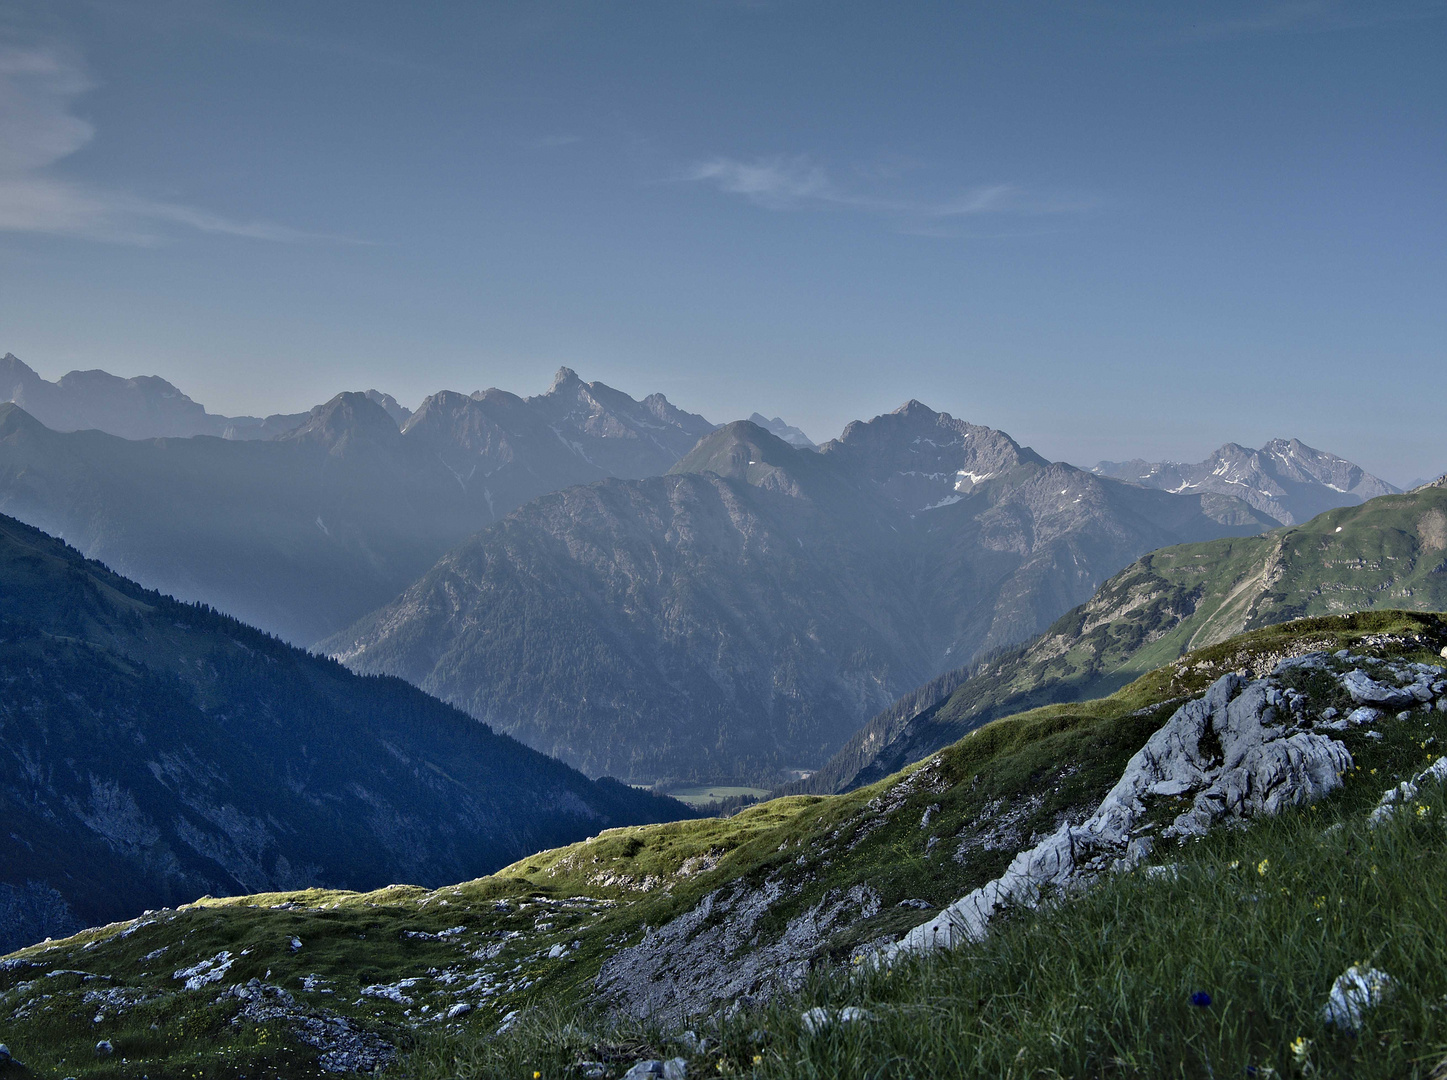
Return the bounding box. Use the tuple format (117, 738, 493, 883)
(890, 652, 1446, 955)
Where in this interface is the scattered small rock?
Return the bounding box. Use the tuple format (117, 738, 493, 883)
(1369, 756, 1447, 826)
(1321, 965, 1393, 1030)
(289, 937, 303, 952)
(801, 1006, 831, 1035)
(801, 1005, 872, 1033)
(623, 1060, 665, 1078)
(446, 1002, 471, 1019)
(1342, 669, 1419, 708)
(94, 1039, 114, 1056)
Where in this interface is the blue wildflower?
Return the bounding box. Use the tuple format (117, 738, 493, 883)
(1190, 991, 1213, 1007)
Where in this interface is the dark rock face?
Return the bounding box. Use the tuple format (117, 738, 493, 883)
(1094, 438, 1398, 526)
(0, 368, 712, 645)
(326, 405, 1277, 785)
(0, 513, 693, 955)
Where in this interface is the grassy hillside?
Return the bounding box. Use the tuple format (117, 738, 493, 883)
(436, 758, 1447, 1080)
(3, 610, 1443, 1077)
(804, 481, 1447, 794)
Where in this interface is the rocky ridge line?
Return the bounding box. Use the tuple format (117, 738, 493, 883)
(891, 651, 1447, 955)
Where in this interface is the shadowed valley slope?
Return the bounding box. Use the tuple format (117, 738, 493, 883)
(0, 514, 691, 955)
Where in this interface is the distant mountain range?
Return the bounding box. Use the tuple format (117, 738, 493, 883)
(0, 352, 316, 440)
(1093, 438, 1399, 526)
(748, 413, 816, 449)
(323, 403, 1280, 786)
(797, 478, 1447, 795)
(0, 512, 690, 955)
(0, 367, 713, 645)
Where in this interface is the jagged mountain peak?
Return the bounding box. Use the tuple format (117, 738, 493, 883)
(1094, 437, 1399, 526)
(823, 404, 1047, 512)
(891, 398, 937, 418)
(0, 350, 310, 442)
(1, 352, 38, 379)
(668, 419, 804, 483)
(748, 413, 816, 450)
(549, 365, 582, 392)
(364, 389, 411, 427)
(0, 401, 51, 439)
(281, 391, 402, 449)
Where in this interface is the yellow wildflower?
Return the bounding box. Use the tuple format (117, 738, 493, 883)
(1256, 858, 1270, 876)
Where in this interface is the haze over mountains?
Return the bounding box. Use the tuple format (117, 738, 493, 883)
(0, 512, 689, 955)
(800, 477, 1447, 795)
(0, 348, 1419, 791)
(748, 413, 816, 449)
(1094, 438, 1399, 526)
(324, 404, 1280, 785)
(0, 352, 315, 440)
(0, 363, 713, 645)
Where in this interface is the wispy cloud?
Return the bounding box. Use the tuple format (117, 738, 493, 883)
(0, 42, 350, 244)
(678, 154, 1086, 223)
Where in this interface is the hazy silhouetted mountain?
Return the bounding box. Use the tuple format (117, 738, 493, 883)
(324, 403, 1278, 786)
(1093, 438, 1397, 526)
(0, 512, 691, 954)
(0, 351, 311, 440)
(0, 370, 714, 645)
(748, 413, 816, 449)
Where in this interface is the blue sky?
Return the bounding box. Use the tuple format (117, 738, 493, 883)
(0, 1, 1443, 482)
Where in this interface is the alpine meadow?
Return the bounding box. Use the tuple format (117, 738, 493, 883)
(1, 3, 1443, 1078)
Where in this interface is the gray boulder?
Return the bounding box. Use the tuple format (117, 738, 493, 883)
(1342, 669, 1419, 708)
(889, 671, 1352, 954)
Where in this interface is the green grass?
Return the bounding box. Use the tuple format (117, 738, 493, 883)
(6, 611, 1446, 1078)
(409, 731, 1447, 1079)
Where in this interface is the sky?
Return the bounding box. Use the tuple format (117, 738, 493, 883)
(0, 1, 1443, 484)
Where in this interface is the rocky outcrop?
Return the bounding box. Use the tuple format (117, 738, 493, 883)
(890, 652, 1446, 955)
(596, 878, 881, 1024)
(227, 979, 394, 1074)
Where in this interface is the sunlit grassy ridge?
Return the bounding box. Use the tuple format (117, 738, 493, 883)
(420, 773, 1447, 1080)
(806, 485, 1447, 795)
(3, 611, 1445, 1077)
